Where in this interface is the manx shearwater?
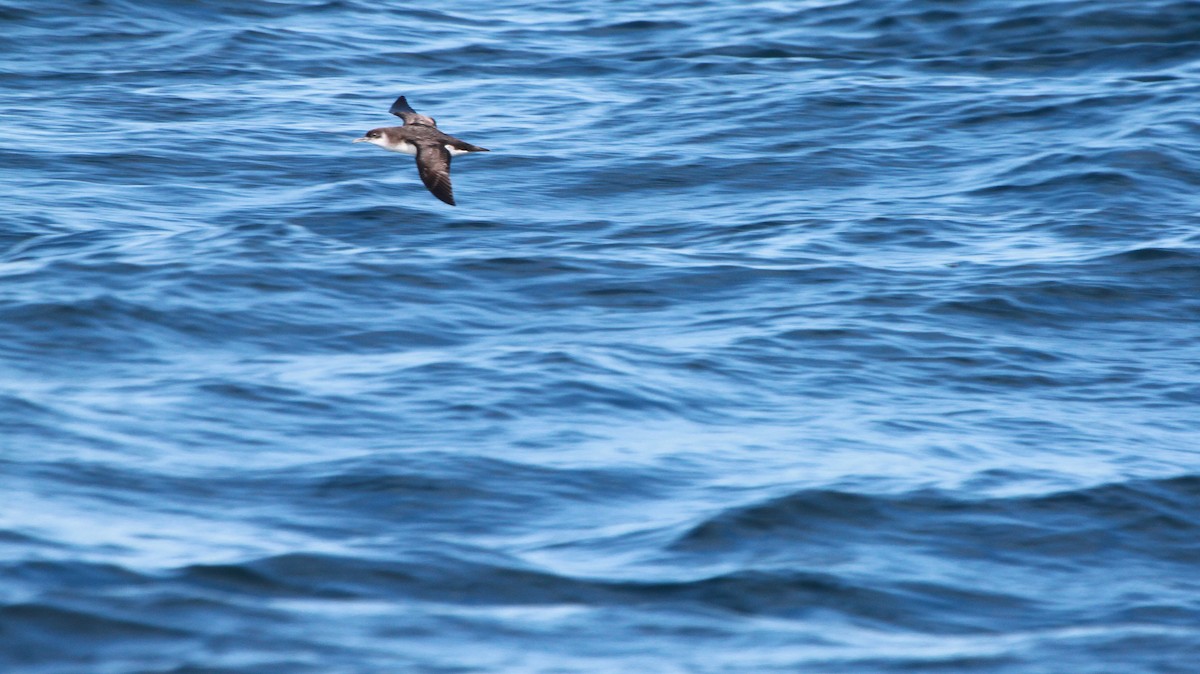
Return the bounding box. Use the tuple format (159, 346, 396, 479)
(353, 96, 489, 206)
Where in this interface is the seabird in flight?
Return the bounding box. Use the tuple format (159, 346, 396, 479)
(353, 96, 489, 206)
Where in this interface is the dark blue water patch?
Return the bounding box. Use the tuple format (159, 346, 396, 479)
(0, 603, 192, 665)
(674, 475, 1200, 561)
(669, 476, 1200, 639)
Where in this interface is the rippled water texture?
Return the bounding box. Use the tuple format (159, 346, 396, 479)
(2, 0, 1199, 672)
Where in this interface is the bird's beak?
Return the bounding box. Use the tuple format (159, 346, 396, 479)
(352, 137, 369, 143)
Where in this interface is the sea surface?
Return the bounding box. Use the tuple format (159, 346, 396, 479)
(2, 0, 1199, 672)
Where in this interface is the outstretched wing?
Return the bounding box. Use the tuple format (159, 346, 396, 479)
(389, 96, 437, 127)
(414, 143, 454, 205)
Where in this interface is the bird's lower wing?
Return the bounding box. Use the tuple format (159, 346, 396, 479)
(414, 144, 455, 206)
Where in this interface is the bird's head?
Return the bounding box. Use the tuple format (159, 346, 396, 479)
(353, 128, 387, 146)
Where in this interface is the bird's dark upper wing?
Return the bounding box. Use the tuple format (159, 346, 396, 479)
(389, 96, 437, 127)
(414, 143, 454, 206)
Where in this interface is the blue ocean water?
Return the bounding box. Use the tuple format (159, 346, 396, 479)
(2, 0, 1199, 671)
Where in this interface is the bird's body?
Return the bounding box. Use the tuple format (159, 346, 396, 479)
(367, 125, 487, 158)
(353, 96, 488, 206)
